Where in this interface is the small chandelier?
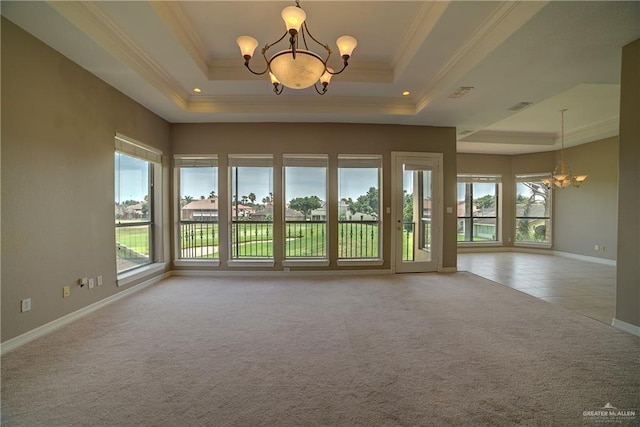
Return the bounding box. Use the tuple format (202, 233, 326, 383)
(236, 0, 357, 95)
(543, 109, 588, 189)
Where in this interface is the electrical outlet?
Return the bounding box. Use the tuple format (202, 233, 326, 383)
(601, 246, 606, 252)
(88, 278, 95, 289)
(80, 277, 88, 288)
(97, 275, 103, 286)
(21, 298, 31, 312)
(594, 244, 599, 251)
(63, 286, 70, 298)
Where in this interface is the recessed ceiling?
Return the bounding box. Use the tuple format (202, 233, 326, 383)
(2, 1, 638, 154)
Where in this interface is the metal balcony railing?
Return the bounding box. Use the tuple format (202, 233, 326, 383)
(180, 221, 219, 259)
(285, 221, 326, 258)
(115, 223, 151, 272)
(231, 221, 274, 259)
(338, 220, 380, 259)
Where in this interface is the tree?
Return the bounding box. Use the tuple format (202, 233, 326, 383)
(181, 195, 194, 207)
(474, 194, 495, 210)
(262, 195, 272, 205)
(402, 190, 414, 231)
(248, 192, 256, 204)
(241, 195, 249, 205)
(346, 187, 379, 219)
(289, 196, 322, 220)
(209, 190, 216, 199)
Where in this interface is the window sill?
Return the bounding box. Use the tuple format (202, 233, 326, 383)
(117, 262, 166, 287)
(514, 242, 552, 249)
(337, 258, 384, 267)
(227, 259, 275, 268)
(173, 259, 220, 268)
(458, 241, 502, 247)
(283, 259, 330, 268)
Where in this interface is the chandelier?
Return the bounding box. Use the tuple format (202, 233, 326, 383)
(543, 109, 588, 189)
(236, 0, 357, 95)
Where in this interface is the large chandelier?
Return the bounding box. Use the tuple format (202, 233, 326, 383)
(543, 109, 588, 189)
(236, 0, 357, 95)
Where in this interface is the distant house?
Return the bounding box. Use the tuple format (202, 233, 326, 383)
(312, 201, 377, 221)
(182, 198, 219, 221)
(181, 198, 254, 221)
(252, 204, 304, 221)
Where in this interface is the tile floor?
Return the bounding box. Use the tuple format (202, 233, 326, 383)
(457, 252, 616, 325)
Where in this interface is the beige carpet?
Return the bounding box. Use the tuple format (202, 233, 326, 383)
(2, 272, 639, 426)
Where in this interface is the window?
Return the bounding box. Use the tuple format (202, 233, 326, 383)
(515, 174, 551, 245)
(229, 155, 273, 259)
(457, 175, 501, 243)
(175, 156, 218, 260)
(283, 155, 328, 259)
(114, 135, 162, 274)
(338, 155, 382, 259)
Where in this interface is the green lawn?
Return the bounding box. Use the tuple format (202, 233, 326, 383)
(117, 222, 417, 261)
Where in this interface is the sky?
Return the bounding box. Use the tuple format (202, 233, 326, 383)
(178, 166, 381, 203)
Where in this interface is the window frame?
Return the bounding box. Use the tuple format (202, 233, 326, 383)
(514, 173, 552, 247)
(282, 154, 329, 265)
(456, 174, 502, 245)
(336, 155, 383, 265)
(174, 155, 220, 266)
(228, 154, 275, 266)
(114, 134, 164, 282)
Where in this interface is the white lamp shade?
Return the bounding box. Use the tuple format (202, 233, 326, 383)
(336, 35, 357, 57)
(281, 6, 306, 32)
(237, 36, 259, 57)
(269, 50, 325, 89)
(320, 68, 334, 84)
(269, 72, 280, 85)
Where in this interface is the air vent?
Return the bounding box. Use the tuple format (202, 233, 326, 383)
(508, 101, 533, 111)
(449, 86, 474, 98)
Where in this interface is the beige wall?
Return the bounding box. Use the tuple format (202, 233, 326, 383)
(554, 137, 618, 260)
(457, 151, 556, 247)
(171, 123, 458, 272)
(616, 38, 640, 328)
(1, 19, 171, 342)
(459, 144, 618, 262)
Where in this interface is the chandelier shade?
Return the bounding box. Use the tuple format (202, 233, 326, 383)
(543, 109, 588, 189)
(269, 50, 325, 89)
(236, 0, 357, 95)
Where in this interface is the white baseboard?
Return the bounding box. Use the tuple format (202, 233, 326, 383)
(1, 272, 170, 356)
(612, 318, 640, 337)
(552, 251, 616, 266)
(440, 267, 457, 273)
(172, 268, 393, 277)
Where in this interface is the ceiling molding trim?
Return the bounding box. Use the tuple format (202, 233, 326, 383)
(460, 130, 555, 145)
(187, 96, 415, 115)
(48, 1, 188, 110)
(209, 59, 393, 83)
(150, 1, 210, 78)
(391, 1, 450, 81)
(414, 1, 549, 113)
(561, 116, 619, 146)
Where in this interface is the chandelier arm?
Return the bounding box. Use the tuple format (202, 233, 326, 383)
(327, 61, 349, 75)
(273, 84, 284, 95)
(302, 22, 331, 55)
(314, 82, 328, 95)
(243, 61, 269, 76)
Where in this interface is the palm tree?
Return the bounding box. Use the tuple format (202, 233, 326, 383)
(248, 192, 256, 204)
(181, 195, 194, 207)
(209, 190, 216, 199)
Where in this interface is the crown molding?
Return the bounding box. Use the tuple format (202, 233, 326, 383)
(187, 96, 415, 115)
(391, 1, 450, 80)
(562, 116, 619, 146)
(209, 59, 393, 83)
(461, 130, 555, 146)
(150, 1, 210, 77)
(414, 1, 549, 112)
(48, 1, 188, 109)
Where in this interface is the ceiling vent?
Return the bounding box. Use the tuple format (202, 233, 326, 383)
(449, 86, 474, 98)
(508, 101, 533, 111)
